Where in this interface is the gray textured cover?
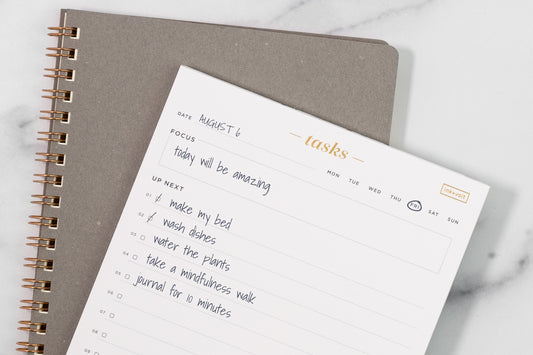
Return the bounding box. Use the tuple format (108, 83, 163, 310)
(29, 9, 398, 354)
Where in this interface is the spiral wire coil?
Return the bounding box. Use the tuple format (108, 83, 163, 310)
(17, 25, 78, 354)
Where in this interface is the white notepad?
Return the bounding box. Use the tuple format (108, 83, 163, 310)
(68, 66, 489, 355)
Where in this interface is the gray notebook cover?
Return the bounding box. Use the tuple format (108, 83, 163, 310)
(26, 9, 398, 354)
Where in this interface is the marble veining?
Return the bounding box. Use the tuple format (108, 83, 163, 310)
(266, 0, 312, 25)
(449, 230, 533, 302)
(326, 0, 434, 34)
(265, 0, 433, 34)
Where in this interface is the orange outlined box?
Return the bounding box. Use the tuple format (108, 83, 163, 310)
(440, 183, 470, 203)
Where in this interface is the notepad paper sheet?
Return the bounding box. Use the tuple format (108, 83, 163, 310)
(68, 66, 488, 355)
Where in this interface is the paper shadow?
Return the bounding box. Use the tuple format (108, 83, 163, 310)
(426, 180, 515, 354)
(389, 46, 414, 149)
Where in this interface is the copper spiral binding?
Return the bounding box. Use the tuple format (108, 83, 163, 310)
(21, 278, 51, 291)
(26, 237, 56, 249)
(28, 215, 58, 228)
(40, 109, 69, 121)
(48, 26, 78, 37)
(42, 89, 71, 101)
(44, 68, 74, 80)
(19, 23, 79, 354)
(37, 131, 67, 143)
(31, 194, 60, 206)
(20, 300, 49, 313)
(16, 342, 44, 354)
(46, 47, 76, 59)
(35, 152, 65, 164)
(23, 258, 54, 271)
(33, 173, 63, 186)
(18, 321, 47, 334)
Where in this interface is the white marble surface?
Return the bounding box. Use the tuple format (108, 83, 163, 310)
(1, 0, 532, 354)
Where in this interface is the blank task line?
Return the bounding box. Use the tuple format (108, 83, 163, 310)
(96, 333, 141, 355)
(102, 316, 199, 355)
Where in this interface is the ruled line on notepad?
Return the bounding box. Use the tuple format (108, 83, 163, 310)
(102, 316, 199, 355)
(96, 334, 142, 355)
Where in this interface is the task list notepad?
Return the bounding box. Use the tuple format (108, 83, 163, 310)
(68, 66, 488, 355)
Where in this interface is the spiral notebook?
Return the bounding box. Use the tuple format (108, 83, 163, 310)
(18, 9, 400, 354)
